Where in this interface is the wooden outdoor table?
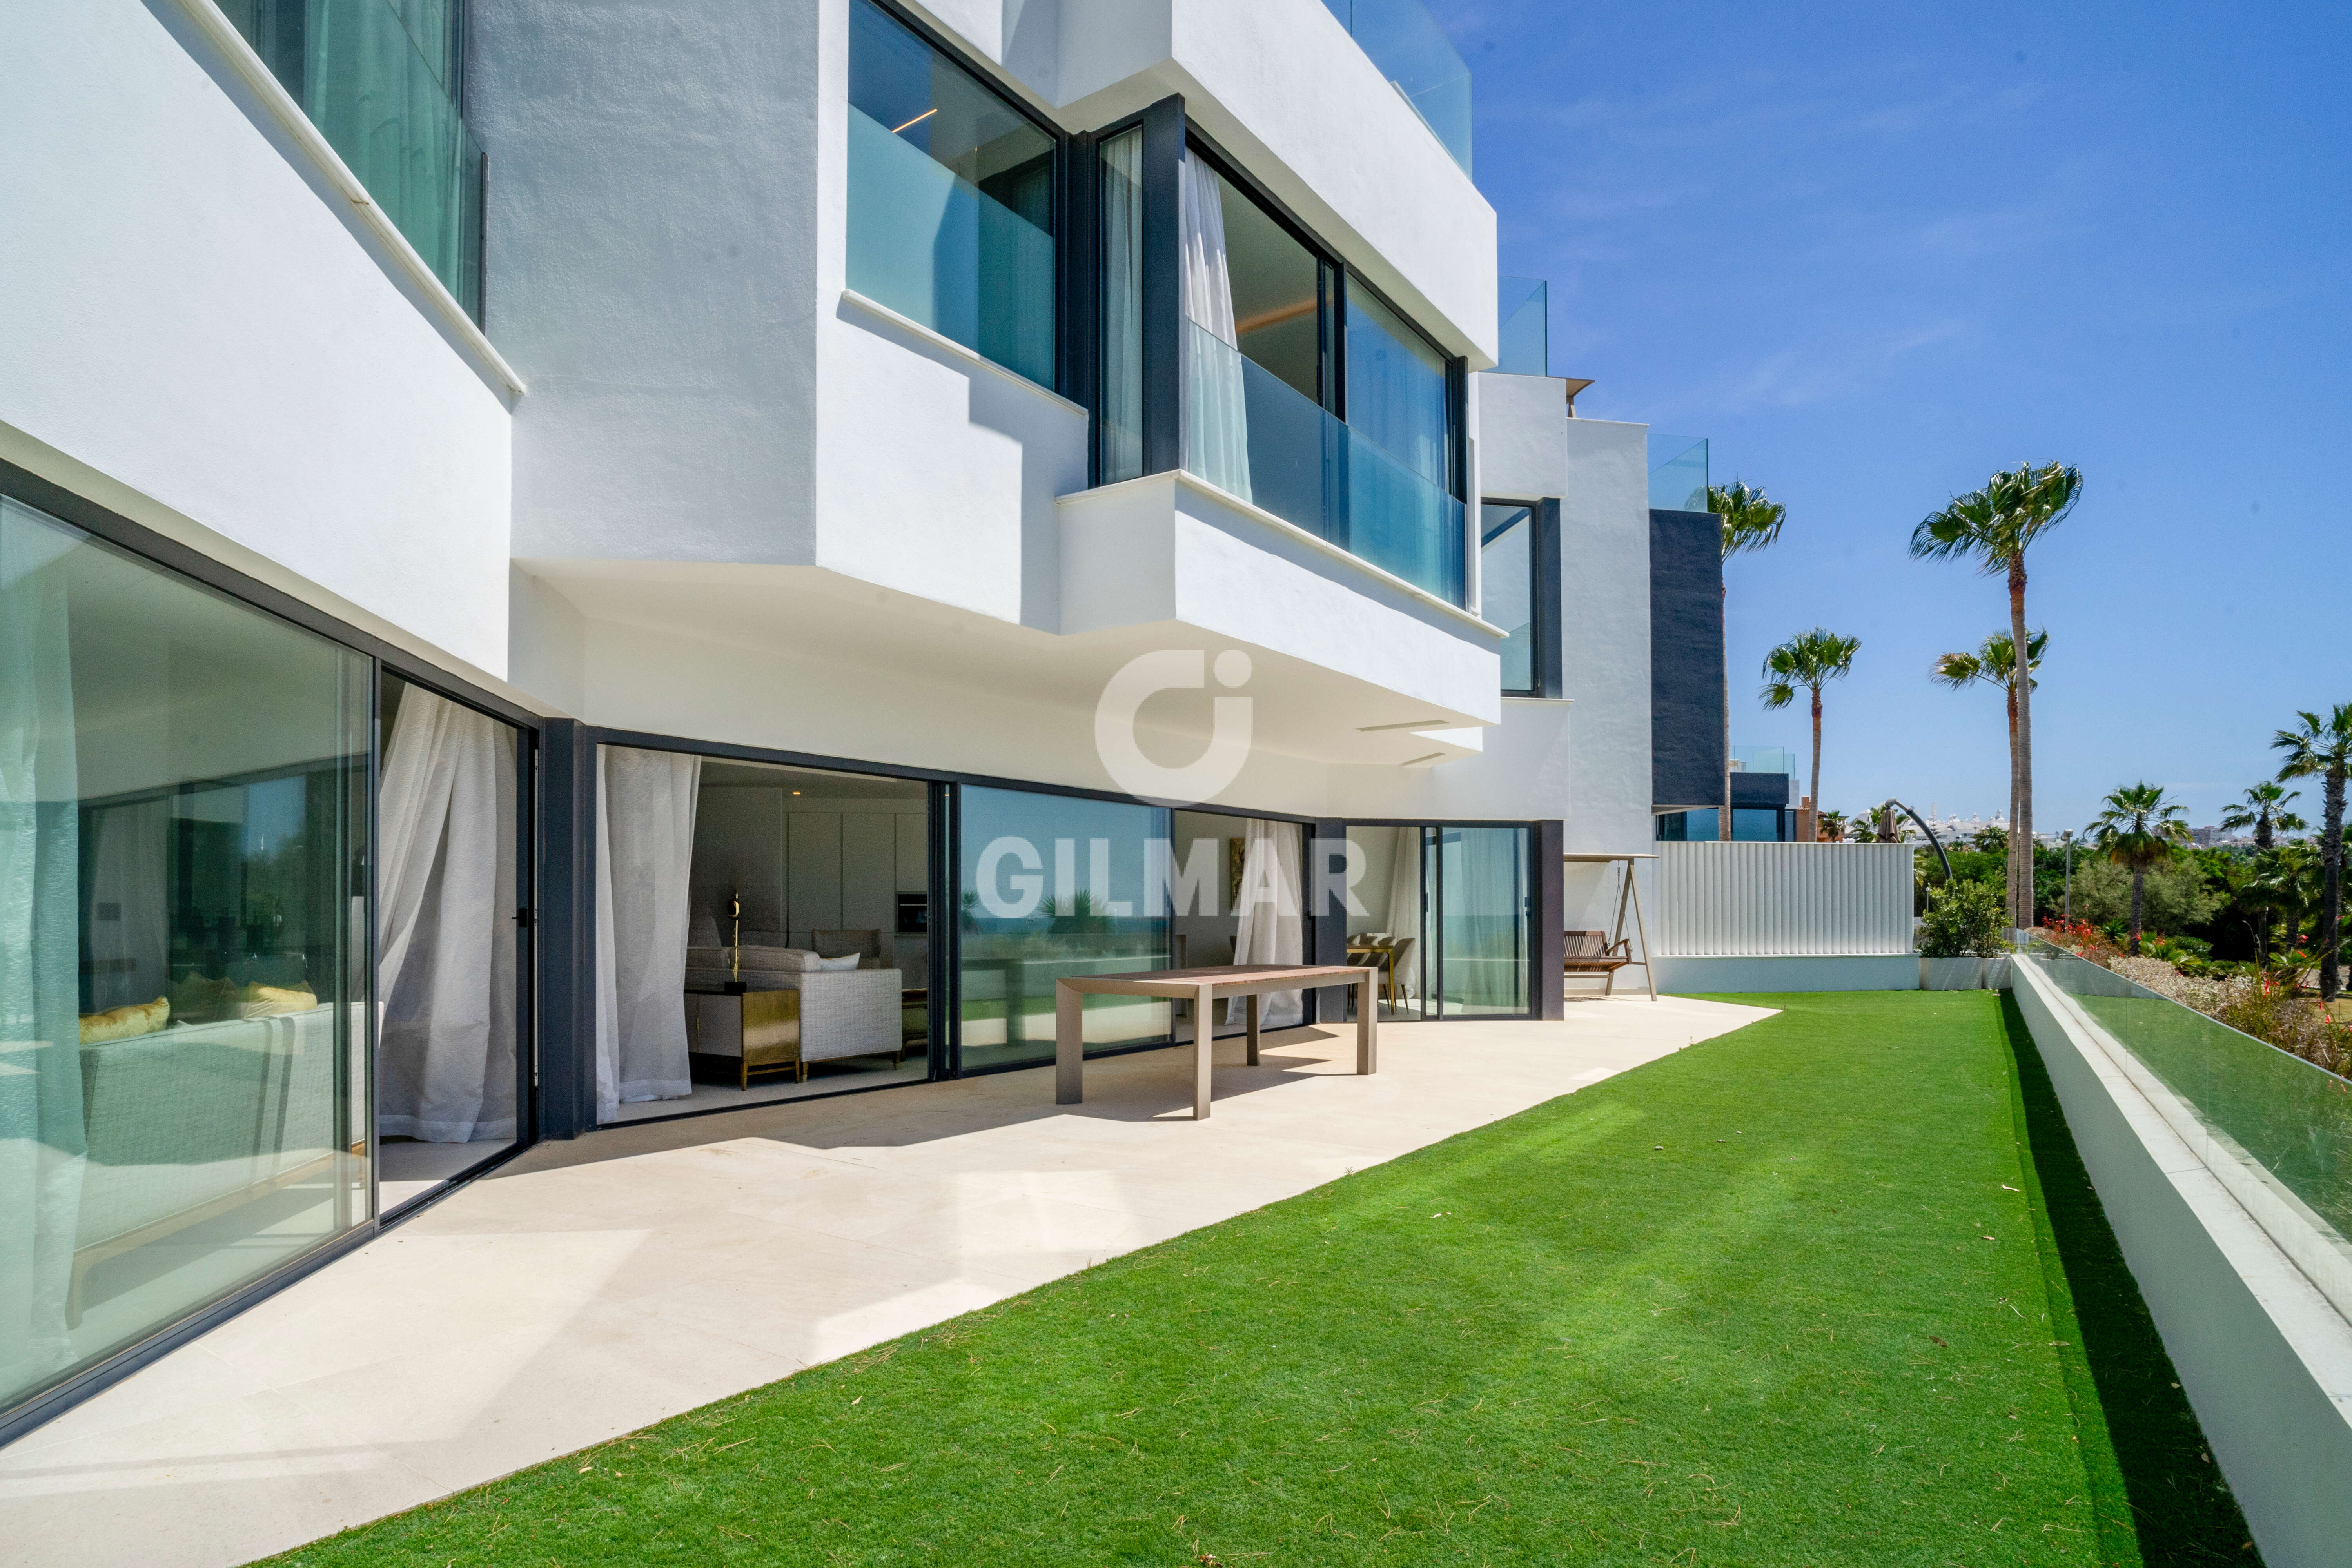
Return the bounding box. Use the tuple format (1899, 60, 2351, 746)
(1054, 964, 1379, 1120)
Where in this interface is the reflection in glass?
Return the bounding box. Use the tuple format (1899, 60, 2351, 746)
(1186, 322, 1465, 603)
(374, 673, 523, 1207)
(217, 0, 484, 319)
(1099, 127, 1146, 484)
(1436, 826, 1530, 1016)
(1346, 286, 1452, 492)
(957, 787, 1169, 1071)
(1, 495, 369, 1420)
(1344, 825, 1429, 1022)
(847, 0, 1055, 385)
(1481, 503, 1535, 693)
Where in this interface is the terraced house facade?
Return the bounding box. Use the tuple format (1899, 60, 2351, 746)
(0, 0, 1729, 1439)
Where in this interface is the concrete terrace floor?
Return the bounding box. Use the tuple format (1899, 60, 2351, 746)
(3, 996, 1771, 1568)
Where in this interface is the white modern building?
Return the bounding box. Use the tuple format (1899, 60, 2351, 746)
(0, 0, 1726, 1440)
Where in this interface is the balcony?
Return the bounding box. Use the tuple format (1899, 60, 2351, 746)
(1184, 321, 1466, 605)
(1648, 432, 1710, 511)
(1319, 0, 1474, 175)
(220, 0, 484, 319)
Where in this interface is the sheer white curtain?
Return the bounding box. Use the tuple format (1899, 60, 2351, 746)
(1229, 819, 1303, 1027)
(1100, 127, 1147, 485)
(1181, 152, 1253, 501)
(1387, 828, 1423, 1003)
(0, 497, 88, 1397)
(596, 747, 701, 1117)
(376, 688, 517, 1143)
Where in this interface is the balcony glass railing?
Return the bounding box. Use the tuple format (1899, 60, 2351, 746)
(220, 0, 484, 321)
(1186, 321, 1465, 604)
(1649, 433, 1709, 511)
(1321, 0, 1473, 176)
(1730, 745, 1794, 775)
(1496, 276, 1547, 376)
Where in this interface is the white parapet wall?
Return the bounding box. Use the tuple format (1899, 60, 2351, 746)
(1649, 842, 1916, 991)
(2011, 956, 2352, 1568)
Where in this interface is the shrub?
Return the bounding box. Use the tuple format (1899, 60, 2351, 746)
(1918, 879, 2011, 958)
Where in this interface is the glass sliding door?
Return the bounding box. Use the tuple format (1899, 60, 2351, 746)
(1434, 826, 1532, 1016)
(374, 673, 527, 1208)
(2, 494, 370, 1422)
(956, 786, 1169, 1071)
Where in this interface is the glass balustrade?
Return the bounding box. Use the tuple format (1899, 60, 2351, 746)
(1185, 321, 1465, 605)
(1321, 0, 1474, 175)
(1648, 434, 1710, 512)
(220, 0, 484, 321)
(1497, 276, 1547, 376)
(2025, 943, 2352, 1244)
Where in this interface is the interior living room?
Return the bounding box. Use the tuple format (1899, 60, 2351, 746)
(599, 750, 932, 1124)
(1168, 810, 1307, 1040)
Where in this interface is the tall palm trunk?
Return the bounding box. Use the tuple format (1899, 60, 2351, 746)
(1809, 686, 1822, 831)
(2129, 865, 2145, 955)
(2325, 767, 2345, 1001)
(2007, 557, 2033, 930)
(2005, 681, 2019, 879)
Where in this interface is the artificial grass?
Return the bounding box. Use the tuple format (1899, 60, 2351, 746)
(262, 992, 2249, 1566)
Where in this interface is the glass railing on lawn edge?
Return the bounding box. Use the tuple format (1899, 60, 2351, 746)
(1497, 276, 1547, 376)
(221, 0, 485, 320)
(2022, 941, 2352, 1245)
(1320, 0, 1473, 176)
(844, 105, 1056, 388)
(1648, 433, 1709, 512)
(1184, 321, 1465, 606)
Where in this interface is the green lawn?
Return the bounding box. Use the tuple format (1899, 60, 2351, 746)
(262, 993, 2250, 1566)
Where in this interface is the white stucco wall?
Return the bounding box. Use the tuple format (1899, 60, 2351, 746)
(2, 0, 514, 675)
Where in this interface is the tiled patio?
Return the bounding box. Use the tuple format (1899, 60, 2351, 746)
(3, 996, 1771, 1568)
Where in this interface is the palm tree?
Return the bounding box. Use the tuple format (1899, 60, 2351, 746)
(2091, 782, 2190, 955)
(1818, 809, 1847, 843)
(1911, 461, 2083, 928)
(2274, 704, 2351, 1000)
(1759, 628, 1861, 826)
(1931, 629, 2047, 848)
(2220, 780, 2303, 853)
(1708, 481, 1786, 841)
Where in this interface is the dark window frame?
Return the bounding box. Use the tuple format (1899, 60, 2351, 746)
(1481, 495, 1562, 699)
(0, 459, 544, 1448)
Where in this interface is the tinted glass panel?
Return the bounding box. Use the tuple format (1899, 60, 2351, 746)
(2, 495, 370, 1419)
(1100, 127, 1145, 483)
(1345, 285, 1451, 489)
(1435, 826, 1529, 1016)
(1481, 503, 1535, 692)
(1217, 176, 1323, 405)
(957, 787, 1168, 1071)
(847, 0, 1055, 385)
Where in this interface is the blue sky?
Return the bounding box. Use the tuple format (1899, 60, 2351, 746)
(1439, 0, 2350, 831)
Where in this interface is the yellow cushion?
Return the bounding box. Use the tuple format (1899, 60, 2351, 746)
(238, 982, 319, 1019)
(171, 973, 239, 1023)
(81, 996, 169, 1044)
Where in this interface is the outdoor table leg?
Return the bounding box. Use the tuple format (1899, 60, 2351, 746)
(1356, 971, 1376, 1074)
(1245, 992, 1261, 1065)
(1194, 982, 1218, 1118)
(1055, 982, 1083, 1105)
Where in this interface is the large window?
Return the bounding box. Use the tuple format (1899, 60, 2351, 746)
(1173, 147, 1465, 603)
(1481, 503, 1537, 694)
(847, 0, 1056, 386)
(957, 786, 1169, 1071)
(2, 494, 372, 1420)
